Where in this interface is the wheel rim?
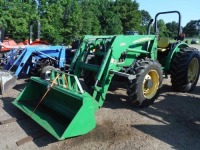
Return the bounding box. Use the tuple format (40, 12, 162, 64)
(44, 70, 52, 81)
(188, 58, 199, 83)
(143, 70, 159, 99)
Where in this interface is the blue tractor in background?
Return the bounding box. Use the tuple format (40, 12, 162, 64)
(0, 44, 76, 94)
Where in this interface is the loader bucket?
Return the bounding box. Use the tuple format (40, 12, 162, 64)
(0, 71, 17, 95)
(12, 75, 98, 140)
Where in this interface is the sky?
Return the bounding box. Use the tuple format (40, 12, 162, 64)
(137, 0, 199, 27)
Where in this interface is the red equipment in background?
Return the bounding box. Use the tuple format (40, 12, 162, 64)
(0, 20, 48, 53)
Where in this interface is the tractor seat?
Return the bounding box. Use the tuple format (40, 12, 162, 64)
(157, 37, 170, 52)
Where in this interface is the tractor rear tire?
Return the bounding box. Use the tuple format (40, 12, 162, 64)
(127, 59, 163, 107)
(170, 47, 200, 92)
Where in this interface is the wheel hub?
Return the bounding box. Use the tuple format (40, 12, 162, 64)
(143, 70, 159, 99)
(45, 70, 51, 80)
(144, 75, 153, 89)
(188, 58, 199, 83)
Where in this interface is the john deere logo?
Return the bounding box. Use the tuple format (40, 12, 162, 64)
(120, 42, 126, 46)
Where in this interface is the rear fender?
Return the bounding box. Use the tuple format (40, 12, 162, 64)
(165, 42, 189, 71)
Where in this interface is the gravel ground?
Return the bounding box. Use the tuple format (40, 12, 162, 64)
(0, 44, 200, 150)
(191, 44, 200, 49)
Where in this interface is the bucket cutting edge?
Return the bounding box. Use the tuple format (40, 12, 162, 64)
(0, 71, 17, 95)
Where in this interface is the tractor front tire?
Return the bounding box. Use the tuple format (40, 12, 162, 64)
(170, 47, 200, 92)
(127, 59, 163, 107)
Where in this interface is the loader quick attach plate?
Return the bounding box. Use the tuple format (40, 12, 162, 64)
(12, 71, 99, 140)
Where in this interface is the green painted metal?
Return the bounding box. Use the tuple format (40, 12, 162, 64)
(164, 42, 189, 71)
(71, 35, 158, 107)
(12, 72, 99, 140)
(127, 48, 149, 54)
(79, 63, 99, 72)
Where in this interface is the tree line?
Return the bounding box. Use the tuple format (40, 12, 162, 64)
(0, 0, 199, 45)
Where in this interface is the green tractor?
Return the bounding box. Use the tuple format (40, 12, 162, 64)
(12, 11, 200, 140)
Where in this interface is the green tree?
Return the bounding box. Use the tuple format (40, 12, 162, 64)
(0, 1, 38, 41)
(114, 0, 141, 33)
(98, 0, 123, 34)
(0, 0, 152, 44)
(104, 11, 123, 35)
(157, 19, 168, 37)
(166, 21, 179, 38)
(80, 0, 100, 35)
(139, 10, 152, 34)
(140, 10, 151, 26)
(40, 3, 63, 44)
(184, 20, 200, 37)
(63, 0, 83, 43)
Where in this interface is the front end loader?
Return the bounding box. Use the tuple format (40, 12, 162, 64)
(13, 11, 200, 140)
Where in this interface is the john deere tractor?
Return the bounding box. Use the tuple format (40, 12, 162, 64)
(12, 11, 200, 140)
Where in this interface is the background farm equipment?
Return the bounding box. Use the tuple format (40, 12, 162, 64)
(13, 11, 200, 140)
(0, 20, 49, 69)
(0, 19, 78, 94)
(0, 45, 73, 94)
(0, 26, 18, 53)
(0, 20, 48, 53)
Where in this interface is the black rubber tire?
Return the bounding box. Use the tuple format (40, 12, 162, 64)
(40, 65, 57, 80)
(170, 47, 200, 92)
(127, 59, 163, 107)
